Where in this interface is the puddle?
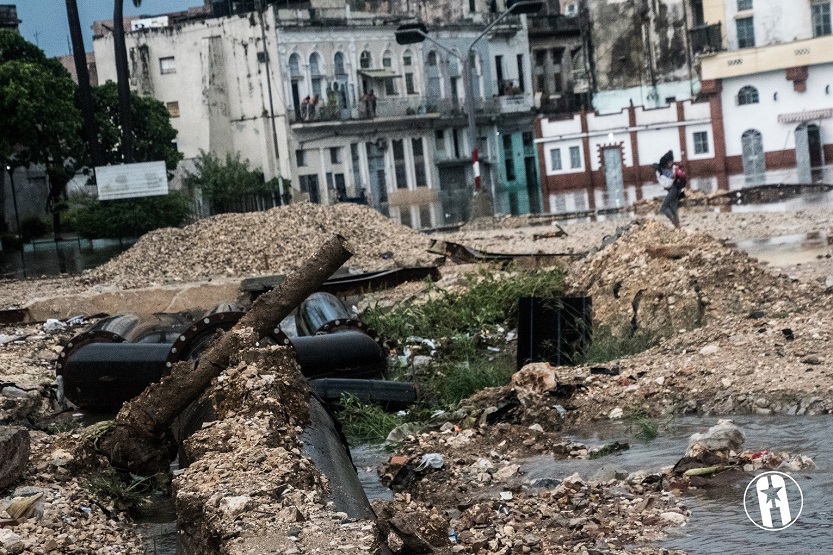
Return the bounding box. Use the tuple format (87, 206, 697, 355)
(353, 416, 833, 553)
(522, 415, 833, 554)
(133, 495, 178, 555)
(727, 232, 833, 268)
(351, 443, 395, 501)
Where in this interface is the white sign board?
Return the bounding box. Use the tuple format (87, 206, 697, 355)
(95, 161, 169, 201)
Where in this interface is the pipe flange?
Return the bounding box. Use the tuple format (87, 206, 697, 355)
(164, 312, 295, 369)
(55, 330, 127, 375)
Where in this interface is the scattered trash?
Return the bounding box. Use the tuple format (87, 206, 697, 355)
(42, 319, 65, 333)
(590, 366, 620, 376)
(589, 441, 630, 460)
(414, 453, 444, 472)
(499, 491, 513, 501)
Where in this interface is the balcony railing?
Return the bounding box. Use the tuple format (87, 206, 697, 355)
(289, 93, 534, 125)
(689, 23, 723, 55)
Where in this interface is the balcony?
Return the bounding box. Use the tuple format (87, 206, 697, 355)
(689, 23, 723, 55)
(289, 93, 533, 126)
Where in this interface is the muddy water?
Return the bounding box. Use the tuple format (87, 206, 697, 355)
(355, 416, 833, 553)
(524, 416, 833, 554)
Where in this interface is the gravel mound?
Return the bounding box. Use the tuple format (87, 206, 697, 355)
(567, 219, 810, 332)
(83, 203, 436, 288)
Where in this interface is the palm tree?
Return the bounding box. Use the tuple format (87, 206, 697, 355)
(113, 0, 141, 163)
(65, 0, 104, 167)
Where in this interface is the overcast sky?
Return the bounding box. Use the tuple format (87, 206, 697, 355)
(16, 0, 202, 58)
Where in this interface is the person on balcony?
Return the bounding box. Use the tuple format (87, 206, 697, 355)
(300, 96, 311, 120)
(361, 89, 377, 118)
(307, 95, 320, 120)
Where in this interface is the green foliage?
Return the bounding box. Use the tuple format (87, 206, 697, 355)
(337, 394, 405, 443)
(85, 471, 156, 510)
(19, 215, 50, 241)
(580, 321, 667, 364)
(363, 267, 565, 410)
(363, 267, 566, 346)
(0, 59, 82, 169)
(184, 150, 283, 213)
(92, 80, 183, 171)
(70, 190, 191, 240)
(430, 356, 517, 406)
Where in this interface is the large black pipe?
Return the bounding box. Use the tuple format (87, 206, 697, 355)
(59, 332, 387, 411)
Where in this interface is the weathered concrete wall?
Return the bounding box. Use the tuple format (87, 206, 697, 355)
(590, 0, 691, 96)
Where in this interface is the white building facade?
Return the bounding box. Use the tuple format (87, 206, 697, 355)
(93, 5, 539, 227)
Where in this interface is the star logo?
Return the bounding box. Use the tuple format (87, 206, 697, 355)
(743, 471, 803, 531)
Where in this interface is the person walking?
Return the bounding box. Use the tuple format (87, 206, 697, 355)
(655, 150, 687, 228)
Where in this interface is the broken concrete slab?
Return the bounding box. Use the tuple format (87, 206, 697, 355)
(0, 427, 30, 490)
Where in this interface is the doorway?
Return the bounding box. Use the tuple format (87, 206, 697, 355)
(741, 129, 765, 183)
(602, 147, 625, 209)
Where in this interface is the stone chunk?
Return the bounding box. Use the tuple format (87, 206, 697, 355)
(0, 427, 29, 490)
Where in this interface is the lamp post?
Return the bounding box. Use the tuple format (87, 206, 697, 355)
(396, 0, 542, 218)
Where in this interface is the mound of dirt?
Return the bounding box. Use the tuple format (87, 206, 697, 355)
(567, 219, 810, 333)
(82, 203, 437, 288)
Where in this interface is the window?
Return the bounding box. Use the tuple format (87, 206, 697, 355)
(330, 147, 342, 164)
(405, 73, 416, 94)
(469, 0, 476, 12)
(569, 146, 581, 168)
(403, 52, 412, 66)
(503, 135, 515, 181)
(382, 51, 392, 68)
(309, 53, 321, 76)
(550, 148, 563, 171)
(334, 52, 346, 75)
(522, 132, 533, 147)
(289, 53, 301, 78)
(393, 140, 408, 189)
(435, 130, 445, 152)
(159, 56, 176, 74)
(419, 205, 432, 228)
(537, 75, 546, 92)
(166, 101, 180, 118)
(299, 174, 320, 203)
(296, 149, 306, 167)
(360, 50, 372, 69)
(737, 85, 759, 105)
(413, 138, 427, 187)
(691, 0, 705, 26)
(399, 208, 412, 228)
(535, 50, 546, 66)
(385, 78, 396, 95)
(736, 17, 755, 48)
(813, 2, 832, 37)
(693, 131, 709, 154)
(737, 0, 752, 10)
(516, 54, 525, 93)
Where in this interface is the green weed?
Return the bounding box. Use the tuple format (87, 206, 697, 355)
(580, 322, 667, 364)
(85, 471, 159, 510)
(430, 355, 516, 406)
(337, 394, 405, 443)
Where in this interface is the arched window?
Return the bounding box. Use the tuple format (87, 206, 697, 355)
(737, 85, 759, 105)
(426, 50, 441, 99)
(427, 51, 438, 67)
(403, 49, 416, 94)
(334, 52, 345, 75)
(309, 52, 321, 76)
(741, 129, 765, 180)
(360, 50, 372, 69)
(288, 53, 301, 78)
(382, 50, 393, 68)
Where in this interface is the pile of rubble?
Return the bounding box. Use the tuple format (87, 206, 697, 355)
(566, 219, 820, 334)
(84, 203, 438, 289)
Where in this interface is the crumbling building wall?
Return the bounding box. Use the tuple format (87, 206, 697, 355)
(588, 0, 696, 112)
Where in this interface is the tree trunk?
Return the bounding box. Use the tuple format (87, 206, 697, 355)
(66, 0, 104, 167)
(113, 0, 135, 163)
(98, 235, 354, 476)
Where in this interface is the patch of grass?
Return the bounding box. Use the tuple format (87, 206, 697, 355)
(430, 355, 516, 406)
(337, 394, 405, 443)
(362, 267, 567, 357)
(85, 471, 158, 510)
(627, 410, 676, 441)
(581, 322, 668, 364)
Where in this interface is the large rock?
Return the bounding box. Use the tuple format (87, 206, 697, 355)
(686, 419, 745, 457)
(512, 363, 557, 402)
(0, 427, 29, 490)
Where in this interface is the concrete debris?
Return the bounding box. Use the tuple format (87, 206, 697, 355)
(0, 427, 29, 490)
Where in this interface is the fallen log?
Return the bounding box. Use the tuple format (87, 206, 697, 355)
(98, 235, 354, 476)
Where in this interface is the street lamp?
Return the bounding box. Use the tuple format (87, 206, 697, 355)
(396, 0, 543, 218)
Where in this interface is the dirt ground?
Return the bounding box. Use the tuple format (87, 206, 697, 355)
(2, 201, 833, 553)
